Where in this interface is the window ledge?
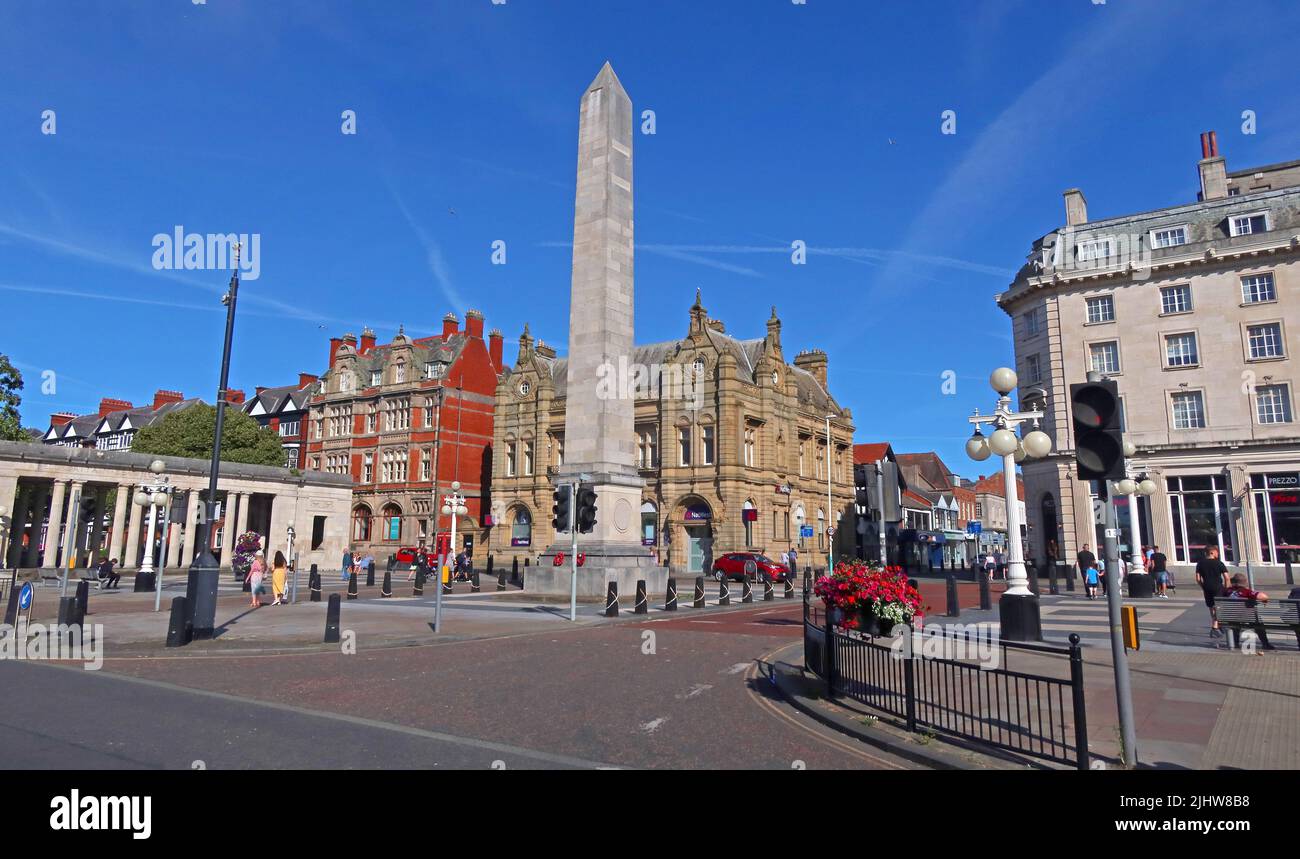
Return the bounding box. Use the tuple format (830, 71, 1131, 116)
(1158, 310, 1194, 318)
(1162, 363, 1201, 372)
(1240, 299, 1278, 308)
(1246, 355, 1288, 364)
(1083, 320, 1116, 327)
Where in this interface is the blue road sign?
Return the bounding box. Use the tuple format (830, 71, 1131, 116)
(18, 582, 33, 611)
(966, 521, 983, 535)
(800, 525, 814, 538)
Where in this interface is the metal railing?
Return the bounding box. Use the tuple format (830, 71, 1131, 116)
(803, 570, 1089, 769)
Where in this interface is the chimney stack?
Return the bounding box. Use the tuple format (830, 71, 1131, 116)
(98, 398, 132, 417)
(793, 349, 829, 390)
(328, 336, 342, 368)
(442, 312, 459, 339)
(1198, 130, 1227, 201)
(50, 412, 76, 428)
(152, 390, 184, 411)
(298, 372, 319, 390)
(1063, 188, 1088, 226)
(224, 389, 246, 406)
(488, 328, 504, 373)
(359, 327, 377, 355)
(464, 309, 485, 339)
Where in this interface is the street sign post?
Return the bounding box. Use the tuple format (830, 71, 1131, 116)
(800, 525, 814, 539)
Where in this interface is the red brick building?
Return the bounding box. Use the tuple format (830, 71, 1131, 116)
(305, 310, 503, 559)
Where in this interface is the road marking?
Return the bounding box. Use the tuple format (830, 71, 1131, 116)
(33, 660, 621, 769)
(679, 684, 712, 700)
(722, 662, 750, 675)
(639, 717, 668, 734)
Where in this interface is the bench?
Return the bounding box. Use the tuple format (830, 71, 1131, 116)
(1215, 597, 1300, 649)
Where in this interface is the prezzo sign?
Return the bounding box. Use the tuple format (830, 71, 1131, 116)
(1265, 474, 1300, 489)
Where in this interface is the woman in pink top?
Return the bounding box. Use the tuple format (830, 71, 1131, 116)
(247, 551, 267, 608)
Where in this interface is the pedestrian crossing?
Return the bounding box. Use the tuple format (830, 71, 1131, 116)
(1019, 591, 1202, 647)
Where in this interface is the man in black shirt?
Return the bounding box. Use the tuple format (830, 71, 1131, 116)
(1194, 546, 1230, 638)
(1150, 546, 1169, 598)
(1076, 544, 1095, 590)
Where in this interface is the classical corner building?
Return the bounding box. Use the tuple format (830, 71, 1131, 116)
(0, 440, 351, 574)
(489, 293, 856, 577)
(999, 130, 1300, 571)
(305, 313, 504, 559)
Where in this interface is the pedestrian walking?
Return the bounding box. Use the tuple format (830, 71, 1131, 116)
(1084, 564, 1100, 600)
(248, 550, 268, 608)
(788, 547, 798, 575)
(342, 546, 353, 583)
(1150, 546, 1170, 598)
(1195, 546, 1231, 638)
(1075, 543, 1096, 589)
(271, 550, 289, 606)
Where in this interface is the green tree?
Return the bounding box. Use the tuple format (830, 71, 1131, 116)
(0, 353, 28, 442)
(132, 403, 286, 467)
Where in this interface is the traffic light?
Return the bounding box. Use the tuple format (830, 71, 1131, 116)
(552, 485, 572, 533)
(575, 486, 598, 534)
(1070, 379, 1124, 480)
(853, 463, 872, 510)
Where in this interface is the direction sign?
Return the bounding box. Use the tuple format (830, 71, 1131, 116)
(17, 582, 33, 611)
(966, 521, 983, 535)
(800, 525, 814, 538)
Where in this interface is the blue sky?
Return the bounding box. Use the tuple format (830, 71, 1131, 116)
(3, 0, 1299, 473)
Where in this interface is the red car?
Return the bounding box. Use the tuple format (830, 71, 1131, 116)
(394, 546, 438, 567)
(710, 553, 791, 583)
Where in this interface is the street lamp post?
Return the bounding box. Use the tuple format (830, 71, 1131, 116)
(187, 246, 243, 640)
(825, 414, 836, 570)
(966, 367, 1054, 641)
(435, 480, 467, 633)
(132, 460, 172, 611)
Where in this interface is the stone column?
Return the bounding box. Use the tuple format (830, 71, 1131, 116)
(166, 498, 185, 570)
(6, 484, 32, 568)
(219, 492, 238, 567)
(65, 481, 85, 567)
(235, 491, 251, 544)
(0, 473, 17, 568)
(108, 483, 130, 565)
(41, 480, 68, 570)
(183, 489, 201, 564)
(22, 481, 51, 569)
(125, 486, 144, 569)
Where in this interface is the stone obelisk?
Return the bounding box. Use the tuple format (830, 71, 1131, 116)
(533, 62, 661, 597)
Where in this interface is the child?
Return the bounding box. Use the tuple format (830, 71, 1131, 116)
(1085, 564, 1100, 600)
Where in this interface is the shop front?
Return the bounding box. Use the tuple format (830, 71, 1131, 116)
(1251, 473, 1300, 565)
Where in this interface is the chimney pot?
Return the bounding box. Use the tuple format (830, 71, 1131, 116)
(1063, 188, 1088, 226)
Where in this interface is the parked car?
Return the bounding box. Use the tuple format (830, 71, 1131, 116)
(710, 552, 792, 582)
(394, 546, 438, 567)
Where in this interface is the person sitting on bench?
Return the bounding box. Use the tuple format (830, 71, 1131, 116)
(1225, 573, 1276, 651)
(97, 556, 121, 590)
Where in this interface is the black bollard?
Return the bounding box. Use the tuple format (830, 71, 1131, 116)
(665, 577, 678, 611)
(1287, 559, 1295, 586)
(324, 593, 341, 643)
(387, 555, 396, 573)
(133, 571, 153, 592)
(784, 578, 794, 599)
(763, 573, 774, 601)
(471, 571, 481, 593)
(366, 560, 376, 587)
(414, 565, 425, 597)
(635, 580, 648, 615)
(381, 568, 392, 598)
(75, 580, 89, 619)
(511, 556, 519, 586)
(310, 564, 321, 602)
(497, 571, 507, 591)
(742, 575, 753, 604)
(165, 596, 191, 648)
(605, 581, 619, 617)
(1049, 562, 1060, 596)
(347, 571, 358, 600)
(57, 596, 80, 627)
(693, 576, 705, 608)
(978, 568, 991, 611)
(945, 573, 960, 618)
(1066, 563, 1076, 592)
(719, 576, 730, 606)
(486, 554, 494, 579)
(1028, 562, 1041, 596)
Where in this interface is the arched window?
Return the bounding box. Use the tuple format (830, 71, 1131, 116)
(381, 503, 402, 542)
(641, 501, 657, 546)
(742, 499, 756, 547)
(511, 508, 532, 547)
(351, 506, 372, 542)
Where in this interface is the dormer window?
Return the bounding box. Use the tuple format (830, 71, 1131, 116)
(1076, 238, 1114, 263)
(1151, 226, 1187, 248)
(1229, 212, 1269, 236)
(424, 361, 444, 380)
(370, 370, 382, 387)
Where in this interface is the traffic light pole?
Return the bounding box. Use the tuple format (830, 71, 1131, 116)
(1099, 479, 1139, 767)
(569, 480, 578, 622)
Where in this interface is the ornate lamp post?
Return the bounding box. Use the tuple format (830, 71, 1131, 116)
(433, 480, 467, 633)
(965, 367, 1053, 641)
(133, 460, 170, 577)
